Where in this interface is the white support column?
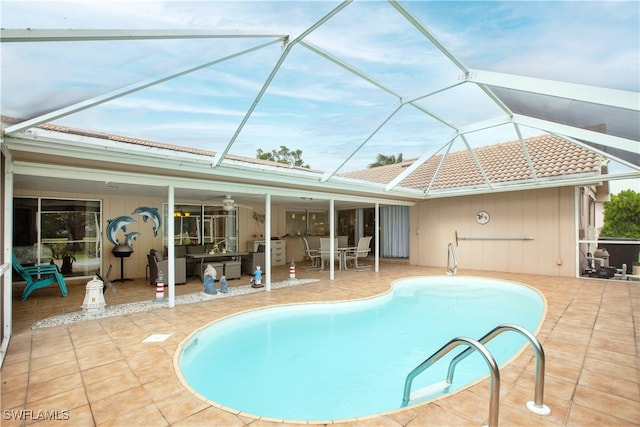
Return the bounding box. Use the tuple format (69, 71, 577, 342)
(375, 203, 380, 272)
(36, 198, 42, 264)
(330, 198, 335, 280)
(2, 150, 14, 361)
(265, 193, 271, 292)
(167, 185, 175, 308)
(574, 186, 581, 278)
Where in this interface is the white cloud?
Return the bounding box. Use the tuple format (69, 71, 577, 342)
(2, 0, 637, 172)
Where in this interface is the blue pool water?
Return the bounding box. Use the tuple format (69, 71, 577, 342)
(178, 276, 544, 421)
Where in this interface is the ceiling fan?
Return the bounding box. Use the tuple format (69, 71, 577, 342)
(211, 194, 253, 212)
(222, 195, 237, 212)
(216, 195, 265, 224)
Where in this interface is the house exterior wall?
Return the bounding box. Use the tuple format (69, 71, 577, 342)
(14, 189, 167, 279)
(12, 189, 278, 279)
(14, 185, 581, 278)
(410, 187, 577, 276)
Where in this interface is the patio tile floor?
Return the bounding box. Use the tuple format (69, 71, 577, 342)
(2, 263, 639, 426)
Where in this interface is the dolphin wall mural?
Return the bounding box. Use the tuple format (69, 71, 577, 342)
(132, 207, 161, 237)
(106, 206, 161, 249)
(124, 231, 140, 247)
(106, 216, 136, 246)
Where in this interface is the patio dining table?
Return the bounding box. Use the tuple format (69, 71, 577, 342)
(319, 247, 356, 271)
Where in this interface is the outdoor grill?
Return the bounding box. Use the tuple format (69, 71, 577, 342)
(112, 244, 133, 282)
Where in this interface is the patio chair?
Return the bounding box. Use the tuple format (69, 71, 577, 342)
(344, 236, 372, 270)
(12, 252, 67, 301)
(241, 250, 265, 276)
(303, 237, 321, 269)
(319, 237, 340, 271)
(148, 249, 187, 285)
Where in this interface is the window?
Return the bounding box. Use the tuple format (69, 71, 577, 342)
(170, 204, 202, 245)
(165, 203, 237, 251)
(286, 210, 306, 236)
(308, 210, 328, 235)
(285, 209, 328, 236)
(13, 197, 101, 277)
(204, 205, 237, 252)
(337, 209, 356, 246)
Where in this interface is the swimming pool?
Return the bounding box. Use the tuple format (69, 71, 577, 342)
(177, 276, 545, 421)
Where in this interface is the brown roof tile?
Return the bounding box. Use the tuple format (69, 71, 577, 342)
(2, 116, 603, 186)
(341, 134, 603, 190)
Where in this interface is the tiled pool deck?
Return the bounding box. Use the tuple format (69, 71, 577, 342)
(2, 263, 639, 426)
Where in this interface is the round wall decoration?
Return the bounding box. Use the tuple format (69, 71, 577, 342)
(476, 210, 490, 224)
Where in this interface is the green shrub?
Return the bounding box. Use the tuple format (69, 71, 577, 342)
(600, 189, 640, 239)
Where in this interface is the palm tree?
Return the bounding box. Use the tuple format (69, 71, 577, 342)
(368, 153, 403, 168)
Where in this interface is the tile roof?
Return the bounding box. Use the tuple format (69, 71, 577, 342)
(3, 116, 603, 190)
(340, 134, 604, 191)
(1, 115, 323, 174)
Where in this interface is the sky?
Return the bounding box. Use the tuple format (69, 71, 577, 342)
(1, 0, 639, 189)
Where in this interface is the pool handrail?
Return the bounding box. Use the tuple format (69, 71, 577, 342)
(446, 323, 551, 415)
(447, 243, 458, 275)
(401, 336, 500, 427)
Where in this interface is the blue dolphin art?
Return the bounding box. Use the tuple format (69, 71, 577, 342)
(106, 216, 136, 245)
(132, 207, 161, 237)
(124, 231, 141, 247)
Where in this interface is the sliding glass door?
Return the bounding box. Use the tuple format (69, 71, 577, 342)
(165, 203, 237, 252)
(13, 197, 102, 278)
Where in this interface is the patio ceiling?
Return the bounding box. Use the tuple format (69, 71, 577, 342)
(1, 0, 639, 201)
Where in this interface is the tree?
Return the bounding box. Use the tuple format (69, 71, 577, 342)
(256, 146, 309, 168)
(599, 189, 640, 238)
(368, 153, 403, 168)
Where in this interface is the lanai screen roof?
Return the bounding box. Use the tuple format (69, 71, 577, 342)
(1, 0, 639, 199)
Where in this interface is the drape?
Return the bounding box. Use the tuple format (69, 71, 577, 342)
(380, 206, 409, 258)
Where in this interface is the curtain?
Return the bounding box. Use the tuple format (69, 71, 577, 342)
(380, 206, 409, 258)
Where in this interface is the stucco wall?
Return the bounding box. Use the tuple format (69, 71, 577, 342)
(14, 185, 580, 278)
(12, 190, 276, 279)
(410, 187, 576, 276)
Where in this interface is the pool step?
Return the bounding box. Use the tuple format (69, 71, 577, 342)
(409, 380, 451, 402)
(182, 337, 198, 355)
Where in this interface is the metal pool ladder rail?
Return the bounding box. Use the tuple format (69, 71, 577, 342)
(401, 323, 550, 427)
(447, 243, 458, 275)
(402, 337, 500, 426)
